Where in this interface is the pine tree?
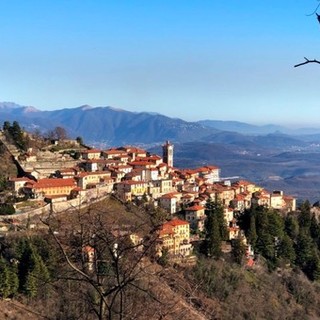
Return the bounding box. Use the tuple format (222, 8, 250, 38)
(267, 210, 284, 239)
(205, 198, 228, 240)
(18, 239, 50, 298)
(8, 264, 19, 297)
(285, 215, 299, 240)
(247, 215, 257, 247)
(278, 234, 296, 265)
(231, 238, 246, 264)
(2, 121, 10, 132)
(299, 200, 312, 230)
(310, 214, 320, 243)
(255, 231, 275, 261)
(312, 256, 320, 281)
(0, 258, 11, 298)
(205, 212, 222, 258)
(295, 231, 314, 268)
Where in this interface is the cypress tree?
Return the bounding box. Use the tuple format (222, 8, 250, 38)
(205, 212, 222, 258)
(205, 198, 228, 240)
(248, 215, 257, 247)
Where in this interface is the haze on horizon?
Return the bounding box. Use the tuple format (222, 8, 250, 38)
(1, 1, 320, 127)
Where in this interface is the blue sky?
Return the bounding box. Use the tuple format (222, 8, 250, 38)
(1, 1, 320, 126)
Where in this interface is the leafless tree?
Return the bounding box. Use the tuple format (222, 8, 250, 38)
(295, 2, 320, 67)
(42, 201, 175, 320)
(46, 126, 68, 141)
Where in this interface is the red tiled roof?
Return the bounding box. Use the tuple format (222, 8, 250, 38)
(82, 149, 101, 154)
(234, 194, 246, 201)
(129, 161, 152, 166)
(182, 194, 193, 199)
(167, 218, 189, 227)
(185, 205, 204, 211)
(283, 195, 295, 200)
(161, 194, 177, 199)
(27, 178, 76, 189)
(161, 219, 189, 233)
(205, 165, 220, 170)
(77, 171, 111, 178)
(247, 258, 255, 267)
(104, 149, 127, 154)
(82, 245, 95, 253)
(121, 146, 146, 153)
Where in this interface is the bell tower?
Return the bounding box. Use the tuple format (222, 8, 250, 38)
(162, 140, 174, 167)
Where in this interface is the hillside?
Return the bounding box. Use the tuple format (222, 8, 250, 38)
(0, 140, 18, 180)
(1, 198, 320, 319)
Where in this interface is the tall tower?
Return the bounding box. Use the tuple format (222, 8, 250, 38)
(162, 140, 174, 167)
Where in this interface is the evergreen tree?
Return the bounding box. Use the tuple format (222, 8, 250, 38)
(76, 136, 83, 145)
(267, 210, 285, 239)
(311, 256, 320, 281)
(310, 214, 320, 244)
(285, 215, 299, 240)
(255, 231, 275, 261)
(205, 212, 222, 258)
(18, 239, 50, 298)
(231, 238, 246, 264)
(205, 198, 228, 240)
(0, 258, 19, 298)
(0, 258, 11, 298)
(299, 200, 312, 230)
(2, 121, 10, 132)
(295, 231, 314, 269)
(278, 234, 296, 265)
(8, 264, 19, 297)
(247, 214, 257, 247)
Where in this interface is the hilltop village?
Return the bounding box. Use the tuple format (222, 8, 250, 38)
(1, 128, 297, 263)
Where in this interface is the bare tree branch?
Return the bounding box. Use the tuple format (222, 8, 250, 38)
(306, 1, 320, 16)
(294, 57, 320, 67)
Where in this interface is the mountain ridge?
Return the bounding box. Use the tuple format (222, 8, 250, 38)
(1, 102, 320, 145)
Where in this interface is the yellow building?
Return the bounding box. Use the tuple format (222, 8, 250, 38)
(76, 171, 112, 189)
(116, 180, 149, 201)
(24, 178, 77, 198)
(185, 205, 205, 231)
(81, 149, 101, 160)
(158, 219, 192, 257)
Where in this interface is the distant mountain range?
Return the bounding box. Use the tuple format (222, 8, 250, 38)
(0, 102, 217, 146)
(1, 102, 320, 147)
(197, 119, 320, 136)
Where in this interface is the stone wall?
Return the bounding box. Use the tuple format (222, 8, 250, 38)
(0, 185, 113, 221)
